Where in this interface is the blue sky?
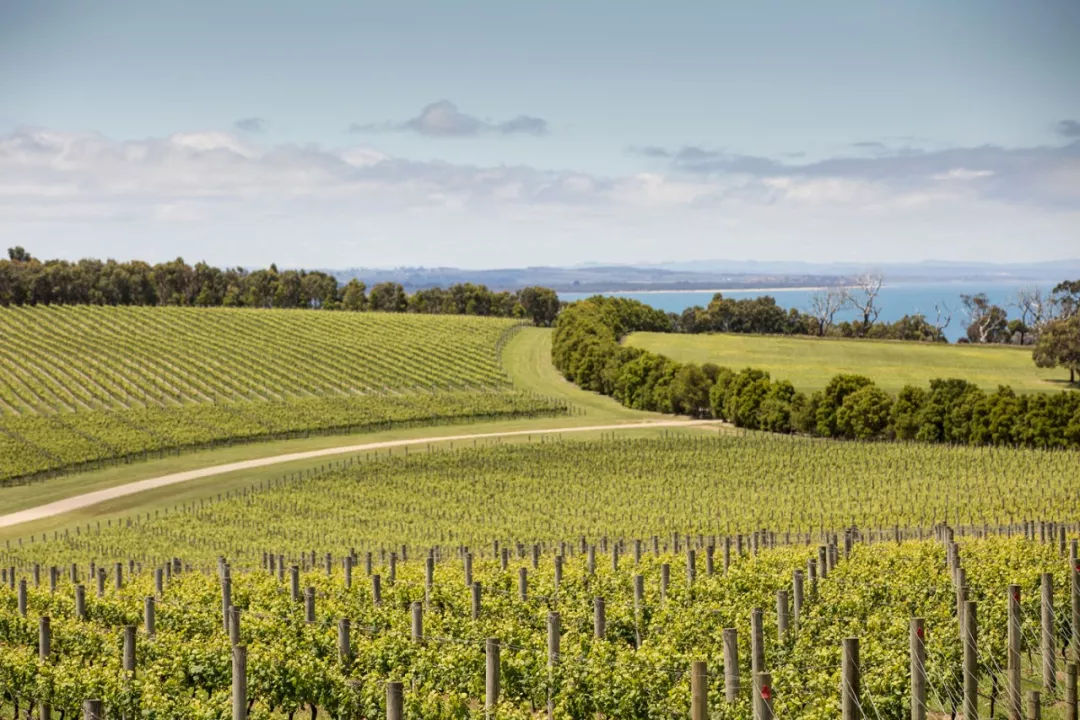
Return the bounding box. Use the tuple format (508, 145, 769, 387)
(1, 0, 1078, 268)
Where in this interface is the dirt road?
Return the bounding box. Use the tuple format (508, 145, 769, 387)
(0, 420, 717, 529)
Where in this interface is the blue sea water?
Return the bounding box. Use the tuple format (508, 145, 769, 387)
(562, 281, 1054, 343)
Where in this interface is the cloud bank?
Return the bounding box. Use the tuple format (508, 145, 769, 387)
(350, 100, 549, 137)
(1, 126, 1077, 268)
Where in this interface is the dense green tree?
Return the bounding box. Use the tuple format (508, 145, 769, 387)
(815, 374, 875, 437)
(367, 282, 408, 312)
(836, 384, 893, 439)
(341, 279, 368, 311)
(890, 385, 927, 440)
(914, 378, 981, 443)
(7, 246, 32, 262)
(1033, 314, 1080, 384)
(669, 363, 712, 417)
(518, 286, 561, 327)
(758, 380, 798, 433)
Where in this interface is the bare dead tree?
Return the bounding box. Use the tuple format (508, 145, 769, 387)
(1014, 287, 1060, 337)
(845, 272, 884, 335)
(933, 301, 952, 334)
(808, 285, 849, 336)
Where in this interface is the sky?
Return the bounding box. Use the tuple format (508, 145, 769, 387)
(1, 0, 1078, 269)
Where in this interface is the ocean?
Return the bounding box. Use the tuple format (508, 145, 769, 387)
(562, 281, 1055, 343)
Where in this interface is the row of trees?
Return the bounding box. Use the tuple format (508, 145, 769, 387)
(0, 248, 562, 326)
(958, 281, 1080, 345)
(674, 287, 948, 342)
(553, 295, 1080, 448)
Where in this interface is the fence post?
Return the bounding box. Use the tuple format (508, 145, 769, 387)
(18, 579, 26, 616)
(372, 574, 382, 607)
(232, 644, 247, 720)
(964, 600, 978, 720)
(40, 616, 52, 720)
(305, 587, 316, 623)
(1043, 573, 1056, 695)
(594, 597, 606, 639)
(411, 601, 423, 643)
(82, 701, 103, 720)
(290, 565, 299, 602)
(1072, 559, 1080, 663)
(910, 617, 926, 720)
(472, 582, 482, 619)
(1009, 584, 1022, 720)
(519, 567, 528, 602)
(387, 681, 403, 720)
(757, 671, 775, 720)
(486, 638, 501, 715)
(123, 625, 136, 676)
(792, 570, 804, 631)
(842, 637, 860, 720)
(339, 618, 351, 664)
(660, 563, 670, 602)
(1068, 662, 1078, 720)
(548, 611, 560, 720)
(145, 597, 156, 638)
(752, 608, 764, 719)
(221, 568, 231, 633)
(691, 660, 707, 720)
(777, 590, 789, 644)
(425, 556, 434, 604)
(75, 584, 86, 620)
(723, 627, 739, 702)
(1027, 691, 1040, 720)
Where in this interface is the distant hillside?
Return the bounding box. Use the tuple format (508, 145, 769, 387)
(330, 265, 850, 293)
(331, 259, 1080, 293)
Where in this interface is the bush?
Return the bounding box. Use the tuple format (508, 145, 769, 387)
(553, 297, 1080, 450)
(837, 385, 893, 439)
(815, 374, 875, 437)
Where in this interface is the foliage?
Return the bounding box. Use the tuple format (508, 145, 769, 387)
(1, 435, 1077, 715)
(0, 307, 566, 482)
(0, 250, 561, 324)
(1032, 313, 1080, 384)
(554, 298, 1080, 449)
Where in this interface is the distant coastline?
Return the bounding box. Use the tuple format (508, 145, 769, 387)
(560, 278, 1045, 296)
(584, 286, 838, 295)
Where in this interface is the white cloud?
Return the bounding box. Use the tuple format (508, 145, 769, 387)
(1, 126, 1077, 267)
(932, 168, 995, 181)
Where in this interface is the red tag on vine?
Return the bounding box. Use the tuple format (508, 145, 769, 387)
(916, 626, 924, 639)
(1013, 589, 1021, 603)
(761, 685, 772, 701)
(1074, 563, 1079, 572)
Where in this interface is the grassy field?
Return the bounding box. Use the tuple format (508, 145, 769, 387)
(502, 327, 660, 421)
(0, 307, 568, 482)
(625, 331, 1068, 393)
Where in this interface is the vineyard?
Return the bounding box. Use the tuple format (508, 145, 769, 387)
(0, 306, 567, 484)
(3, 435, 1080, 717)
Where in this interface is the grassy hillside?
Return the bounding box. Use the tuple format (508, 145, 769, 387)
(625, 331, 1066, 393)
(0, 306, 565, 482)
(502, 327, 661, 421)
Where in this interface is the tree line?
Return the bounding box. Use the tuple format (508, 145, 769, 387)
(552, 295, 1080, 449)
(0, 247, 561, 326)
